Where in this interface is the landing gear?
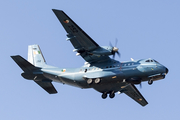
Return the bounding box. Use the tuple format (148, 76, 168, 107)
(87, 78, 93, 85)
(101, 92, 115, 99)
(102, 93, 107, 99)
(109, 92, 115, 98)
(94, 78, 101, 84)
(148, 79, 153, 85)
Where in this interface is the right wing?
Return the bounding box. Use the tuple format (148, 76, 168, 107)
(123, 84, 148, 106)
(52, 9, 110, 63)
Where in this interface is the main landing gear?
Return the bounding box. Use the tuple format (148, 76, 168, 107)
(102, 92, 115, 99)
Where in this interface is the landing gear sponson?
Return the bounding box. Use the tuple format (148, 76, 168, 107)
(86, 78, 101, 85)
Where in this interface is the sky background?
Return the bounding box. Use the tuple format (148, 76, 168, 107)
(1, 0, 180, 120)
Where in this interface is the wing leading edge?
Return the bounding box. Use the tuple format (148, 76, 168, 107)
(52, 9, 110, 63)
(123, 84, 148, 106)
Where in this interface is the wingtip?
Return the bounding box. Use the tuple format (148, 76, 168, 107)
(52, 9, 63, 12)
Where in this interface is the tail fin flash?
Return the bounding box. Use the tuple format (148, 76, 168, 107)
(28, 45, 46, 67)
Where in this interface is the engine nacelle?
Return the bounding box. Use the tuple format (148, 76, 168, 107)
(126, 77, 142, 84)
(91, 46, 114, 56)
(74, 46, 118, 57)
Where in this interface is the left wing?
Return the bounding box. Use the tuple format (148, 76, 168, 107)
(123, 84, 148, 106)
(52, 9, 110, 63)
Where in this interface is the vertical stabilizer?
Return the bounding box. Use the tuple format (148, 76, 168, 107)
(28, 45, 46, 67)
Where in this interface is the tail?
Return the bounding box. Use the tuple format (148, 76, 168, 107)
(11, 45, 57, 94)
(28, 44, 46, 67)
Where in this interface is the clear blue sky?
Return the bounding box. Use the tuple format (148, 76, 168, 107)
(1, 0, 180, 120)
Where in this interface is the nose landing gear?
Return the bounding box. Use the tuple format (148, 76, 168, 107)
(148, 79, 153, 85)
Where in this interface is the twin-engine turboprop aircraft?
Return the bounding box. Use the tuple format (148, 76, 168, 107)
(11, 9, 168, 106)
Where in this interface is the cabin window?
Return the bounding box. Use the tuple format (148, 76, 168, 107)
(145, 60, 150, 62)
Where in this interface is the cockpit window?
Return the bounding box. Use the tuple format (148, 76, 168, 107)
(145, 59, 154, 62)
(145, 60, 150, 62)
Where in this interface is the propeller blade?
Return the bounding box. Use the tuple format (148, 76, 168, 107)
(110, 38, 121, 59)
(140, 82, 142, 89)
(115, 38, 118, 47)
(109, 41, 113, 47)
(113, 54, 115, 59)
(116, 51, 121, 58)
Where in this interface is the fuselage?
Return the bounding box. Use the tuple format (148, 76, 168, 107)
(41, 58, 168, 93)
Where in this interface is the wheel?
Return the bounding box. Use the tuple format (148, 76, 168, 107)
(109, 92, 115, 98)
(94, 78, 101, 84)
(148, 79, 153, 85)
(102, 93, 107, 99)
(87, 78, 93, 85)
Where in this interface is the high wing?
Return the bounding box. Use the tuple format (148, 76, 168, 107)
(52, 9, 110, 63)
(123, 84, 148, 106)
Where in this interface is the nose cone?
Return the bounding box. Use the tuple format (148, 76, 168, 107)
(166, 68, 169, 74)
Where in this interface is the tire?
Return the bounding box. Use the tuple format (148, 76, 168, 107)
(109, 93, 115, 98)
(148, 79, 153, 85)
(102, 93, 107, 99)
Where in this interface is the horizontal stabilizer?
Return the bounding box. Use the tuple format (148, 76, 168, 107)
(35, 80, 57, 94)
(123, 84, 148, 106)
(11, 55, 38, 72)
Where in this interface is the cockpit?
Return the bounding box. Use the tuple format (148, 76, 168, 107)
(145, 59, 159, 63)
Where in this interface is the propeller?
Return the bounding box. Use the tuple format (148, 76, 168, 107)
(109, 39, 121, 59)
